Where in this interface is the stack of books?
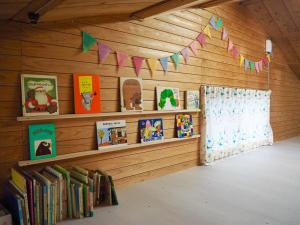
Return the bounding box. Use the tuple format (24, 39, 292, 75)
(3, 165, 118, 225)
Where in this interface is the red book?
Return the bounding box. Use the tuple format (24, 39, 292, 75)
(73, 74, 101, 114)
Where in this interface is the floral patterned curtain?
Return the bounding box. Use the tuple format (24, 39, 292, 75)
(201, 86, 273, 164)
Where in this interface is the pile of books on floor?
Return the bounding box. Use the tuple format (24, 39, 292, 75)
(3, 165, 118, 225)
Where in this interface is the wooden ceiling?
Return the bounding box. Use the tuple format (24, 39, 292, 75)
(243, 0, 300, 78)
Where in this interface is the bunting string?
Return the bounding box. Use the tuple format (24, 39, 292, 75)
(81, 14, 271, 76)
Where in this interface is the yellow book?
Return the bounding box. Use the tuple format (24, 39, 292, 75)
(11, 168, 27, 193)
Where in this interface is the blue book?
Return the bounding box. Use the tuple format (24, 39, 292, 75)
(139, 119, 164, 143)
(4, 185, 24, 225)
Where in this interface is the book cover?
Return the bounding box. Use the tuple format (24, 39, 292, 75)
(4, 187, 24, 225)
(96, 120, 127, 149)
(120, 77, 143, 112)
(21, 74, 59, 116)
(156, 86, 180, 111)
(73, 74, 100, 114)
(186, 90, 200, 110)
(176, 114, 193, 138)
(28, 123, 56, 160)
(139, 119, 164, 143)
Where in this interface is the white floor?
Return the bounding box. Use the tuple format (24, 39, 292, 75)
(63, 137, 300, 225)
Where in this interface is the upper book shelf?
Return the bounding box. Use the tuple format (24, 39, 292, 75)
(17, 109, 201, 122)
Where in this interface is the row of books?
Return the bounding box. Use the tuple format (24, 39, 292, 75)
(4, 165, 118, 225)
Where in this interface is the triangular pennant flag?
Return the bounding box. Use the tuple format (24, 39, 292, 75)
(258, 60, 263, 71)
(266, 54, 271, 62)
(209, 16, 217, 29)
(160, 57, 169, 73)
(244, 59, 249, 71)
(262, 56, 268, 66)
(171, 52, 180, 69)
(239, 55, 245, 67)
(222, 27, 228, 40)
(181, 47, 190, 63)
(82, 32, 97, 53)
(203, 25, 212, 38)
(116, 51, 128, 68)
(232, 46, 239, 59)
(132, 56, 145, 76)
(197, 33, 206, 47)
(227, 39, 234, 52)
(249, 61, 255, 71)
(189, 41, 198, 55)
(255, 62, 260, 73)
(98, 43, 112, 64)
(147, 58, 158, 76)
(216, 18, 223, 29)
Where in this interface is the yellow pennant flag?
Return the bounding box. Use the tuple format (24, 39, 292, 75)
(239, 54, 244, 67)
(266, 54, 271, 62)
(147, 58, 158, 76)
(203, 25, 212, 39)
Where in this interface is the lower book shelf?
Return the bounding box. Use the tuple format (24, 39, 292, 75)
(18, 135, 201, 167)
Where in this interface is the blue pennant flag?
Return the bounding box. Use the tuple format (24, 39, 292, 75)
(160, 57, 169, 73)
(209, 16, 217, 29)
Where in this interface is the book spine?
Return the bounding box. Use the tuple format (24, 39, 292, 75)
(42, 186, 47, 225)
(17, 197, 25, 225)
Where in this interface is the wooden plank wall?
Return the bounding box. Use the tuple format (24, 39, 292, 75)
(0, 3, 299, 196)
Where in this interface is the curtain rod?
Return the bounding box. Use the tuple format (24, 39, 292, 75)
(200, 84, 271, 92)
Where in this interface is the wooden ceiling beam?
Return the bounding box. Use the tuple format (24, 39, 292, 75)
(11, 0, 65, 23)
(130, 0, 210, 20)
(195, 0, 240, 8)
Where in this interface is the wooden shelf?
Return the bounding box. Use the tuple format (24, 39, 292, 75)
(18, 135, 201, 167)
(17, 109, 201, 122)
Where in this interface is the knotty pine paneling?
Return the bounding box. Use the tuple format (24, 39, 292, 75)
(0, 4, 300, 196)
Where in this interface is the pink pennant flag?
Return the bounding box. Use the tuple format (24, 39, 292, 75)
(116, 51, 128, 68)
(258, 60, 263, 71)
(255, 62, 260, 73)
(222, 27, 228, 40)
(232, 46, 239, 59)
(262, 56, 269, 66)
(189, 41, 198, 56)
(181, 47, 190, 63)
(132, 56, 145, 76)
(98, 43, 112, 64)
(227, 39, 234, 52)
(197, 33, 206, 47)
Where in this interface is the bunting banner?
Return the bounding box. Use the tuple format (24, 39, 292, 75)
(160, 57, 169, 73)
(227, 39, 234, 52)
(81, 15, 271, 76)
(181, 47, 190, 63)
(171, 52, 180, 69)
(222, 27, 228, 41)
(82, 32, 97, 53)
(147, 58, 158, 76)
(132, 56, 145, 76)
(189, 41, 198, 55)
(203, 25, 212, 38)
(98, 43, 112, 64)
(116, 51, 128, 68)
(216, 18, 223, 29)
(197, 33, 206, 47)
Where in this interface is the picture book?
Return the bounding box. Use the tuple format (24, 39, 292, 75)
(156, 86, 180, 111)
(21, 74, 59, 116)
(139, 119, 164, 143)
(96, 120, 127, 149)
(120, 77, 143, 112)
(73, 74, 101, 114)
(28, 123, 56, 160)
(176, 114, 193, 138)
(186, 90, 200, 110)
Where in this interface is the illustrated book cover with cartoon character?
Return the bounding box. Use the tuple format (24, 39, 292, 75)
(139, 119, 164, 143)
(28, 123, 56, 160)
(73, 74, 100, 114)
(120, 77, 143, 112)
(156, 86, 180, 111)
(96, 120, 128, 150)
(176, 114, 193, 138)
(186, 90, 200, 110)
(21, 74, 59, 116)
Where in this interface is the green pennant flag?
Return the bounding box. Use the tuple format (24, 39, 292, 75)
(216, 18, 223, 29)
(82, 32, 97, 53)
(249, 61, 255, 71)
(171, 52, 180, 69)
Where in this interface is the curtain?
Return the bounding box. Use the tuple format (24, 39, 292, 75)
(201, 86, 273, 164)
